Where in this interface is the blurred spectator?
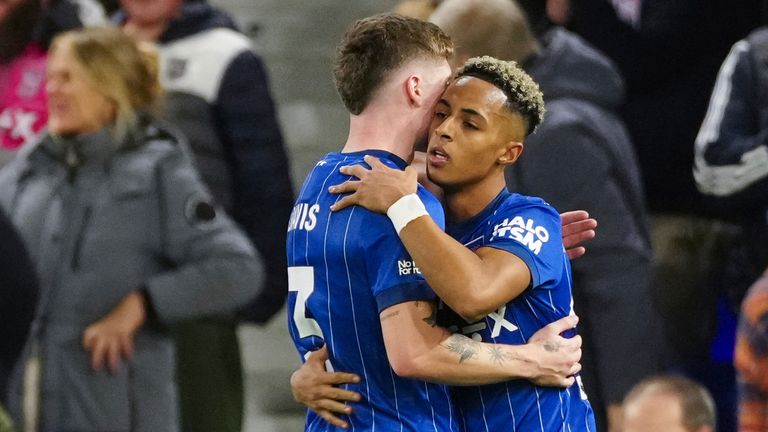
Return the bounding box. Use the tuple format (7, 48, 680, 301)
(694, 26, 768, 312)
(431, 0, 659, 430)
(537, 0, 762, 215)
(697, 29, 768, 432)
(0, 208, 37, 431)
(0, 0, 104, 164)
(116, 1, 293, 431)
(0, 27, 262, 432)
(393, 0, 441, 20)
(693, 25, 768, 432)
(623, 375, 716, 432)
(522, 3, 763, 430)
(735, 268, 768, 431)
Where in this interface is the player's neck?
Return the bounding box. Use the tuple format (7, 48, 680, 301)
(342, 112, 416, 164)
(443, 174, 507, 224)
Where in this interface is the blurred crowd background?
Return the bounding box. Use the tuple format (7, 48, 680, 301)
(3, 0, 768, 431)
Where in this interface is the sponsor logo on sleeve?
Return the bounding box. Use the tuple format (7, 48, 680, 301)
(492, 216, 549, 255)
(397, 260, 421, 276)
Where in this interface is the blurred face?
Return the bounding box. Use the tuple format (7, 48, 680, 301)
(623, 392, 689, 432)
(0, 0, 24, 24)
(426, 76, 524, 190)
(46, 43, 116, 135)
(120, 0, 182, 26)
(413, 59, 453, 151)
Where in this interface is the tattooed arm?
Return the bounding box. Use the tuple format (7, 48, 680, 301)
(380, 300, 581, 386)
(289, 303, 581, 426)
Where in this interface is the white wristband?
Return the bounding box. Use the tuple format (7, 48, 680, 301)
(387, 193, 428, 234)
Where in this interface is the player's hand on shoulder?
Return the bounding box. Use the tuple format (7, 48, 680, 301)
(330, 155, 418, 213)
(290, 345, 362, 429)
(526, 315, 582, 388)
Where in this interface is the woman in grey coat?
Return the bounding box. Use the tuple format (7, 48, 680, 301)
(0, 27, 263, 432)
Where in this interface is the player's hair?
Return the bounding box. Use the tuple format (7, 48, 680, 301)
(51, 26, 163, 141)
(456, 56, 544, 135)
(333, 13, 453, 115)
(624, 375, 716, 431)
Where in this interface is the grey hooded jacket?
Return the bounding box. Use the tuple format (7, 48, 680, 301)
(0, 119, 263, 431)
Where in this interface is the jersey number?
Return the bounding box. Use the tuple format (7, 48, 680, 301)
(288, 266, 324, 340)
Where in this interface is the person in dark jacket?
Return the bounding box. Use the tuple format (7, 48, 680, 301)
(695, 26, 768, 300)
(0, 208, 37, 426)
(431, 1, 660, 430)
(695, 27, 768, 432)
(0, 27, 262, 432)
(116, 1, 293, 431)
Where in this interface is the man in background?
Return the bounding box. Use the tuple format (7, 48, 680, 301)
(623, 375, 716, 432)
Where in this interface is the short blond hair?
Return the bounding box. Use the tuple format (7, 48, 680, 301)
(457, 56, 544, 135)
(51, 26, 162, 141)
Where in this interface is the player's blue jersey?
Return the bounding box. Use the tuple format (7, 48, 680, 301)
(287, 150, 460, 432)
(442, 189, 596, 432)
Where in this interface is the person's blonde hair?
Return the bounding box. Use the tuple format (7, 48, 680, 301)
(393, 0, 443, 21)
(430, 0, 540, 65)
(50, 26, 163, 141)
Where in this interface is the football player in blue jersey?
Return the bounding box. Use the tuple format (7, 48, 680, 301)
(287, 13, 594, 432)
(313, 56, 597, 431)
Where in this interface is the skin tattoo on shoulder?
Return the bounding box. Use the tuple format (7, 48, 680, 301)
(443, 334, 479, 363)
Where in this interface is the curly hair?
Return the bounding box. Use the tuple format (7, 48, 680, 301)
(457, 56, 545, 135)
(333, 13, 453, 115)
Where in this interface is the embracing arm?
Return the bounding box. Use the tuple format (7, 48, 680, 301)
(291, 312, 581, 428)
(381, 300, 580, 385)
(393, 218, 530, 321)
(330, 156, 570, 320)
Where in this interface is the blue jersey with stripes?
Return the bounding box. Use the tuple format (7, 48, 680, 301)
(287, 150, 460, 432)
(442, 189, 596, 432)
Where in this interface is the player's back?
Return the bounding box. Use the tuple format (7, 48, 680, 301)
(287, 150, 458, 431)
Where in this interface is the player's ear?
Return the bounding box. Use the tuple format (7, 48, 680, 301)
(498, 141, 523, 166)
(405, 75, 423, 107)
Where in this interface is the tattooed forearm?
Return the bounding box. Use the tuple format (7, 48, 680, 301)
(487, 346, 514, 365)
(381, 310, 400, 322)
(442, 334, 479, 363)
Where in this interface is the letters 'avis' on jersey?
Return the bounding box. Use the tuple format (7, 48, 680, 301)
(286, 150, 459, 431)
(442, 189, 596, 432)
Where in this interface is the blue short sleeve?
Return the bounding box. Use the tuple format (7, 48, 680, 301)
(364, 186, 445, 312)
(484, 204, 565, 289)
